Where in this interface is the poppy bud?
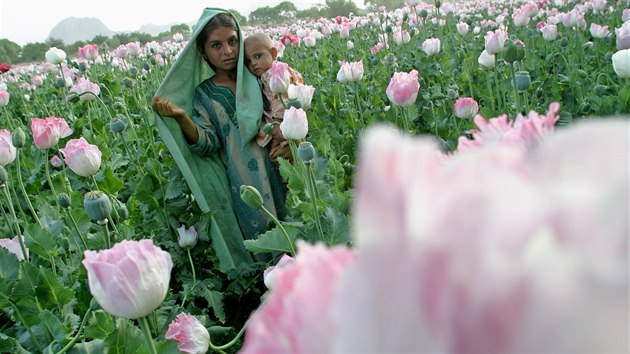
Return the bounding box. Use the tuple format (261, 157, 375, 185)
(240, 185, 264, 210)
(109, 117, 127, 133)
(57, 193, 71, 209)
(263, 122, 275, 135)
(12, 127, 25, 148)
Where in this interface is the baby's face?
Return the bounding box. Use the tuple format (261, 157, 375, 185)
(245, 41, 274, 77)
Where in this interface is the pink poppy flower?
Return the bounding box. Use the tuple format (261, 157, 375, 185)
(83, 239, 172, 319)
(386, 70, 420, 107)
(30, 117, 72, 149)
(59, 137, 102, 176)
(165, 313, 209, 354)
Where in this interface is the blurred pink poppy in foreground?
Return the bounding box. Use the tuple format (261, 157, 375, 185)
(239, 114, 629, 353)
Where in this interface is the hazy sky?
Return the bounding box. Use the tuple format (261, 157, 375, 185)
(1, 0, 366, 46)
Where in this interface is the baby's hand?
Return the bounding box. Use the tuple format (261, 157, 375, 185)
(152, 96, 186, 120)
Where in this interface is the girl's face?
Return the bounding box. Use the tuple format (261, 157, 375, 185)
(202, 26, 239, 73)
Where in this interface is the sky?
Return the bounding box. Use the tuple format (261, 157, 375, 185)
(0, 0, 366, 46)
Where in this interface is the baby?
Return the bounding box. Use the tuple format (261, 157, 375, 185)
(244, 32, 304, 162)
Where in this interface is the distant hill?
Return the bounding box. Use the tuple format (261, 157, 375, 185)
(48, 18, 179, 45)
(49, 17, 115, 44)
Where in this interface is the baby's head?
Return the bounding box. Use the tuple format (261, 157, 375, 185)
(244, 32, 278, 77)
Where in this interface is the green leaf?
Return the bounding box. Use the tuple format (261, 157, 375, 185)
(39, 309, 67, 343)
(0, 247, 19, 282)
(37, 266, 74, 308)
(23, 223, 57, 259)
(322, 207, 351, 246)
(104, 318, 144, 354)
(0, 333, 17, 353)
(83, 310, 116, 339)
(67, 339, 106, 354)
(101, 166, 124, 194)
(244, 224, 298, 254)
(200, 286, 226, 323)
(153, 340, 184, 354)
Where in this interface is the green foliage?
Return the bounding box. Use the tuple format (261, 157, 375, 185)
(324, 0, 361, 17)
(364, 0, 405, 11)
(19, 42, 50, 62)
(170, 23, 191, 34)
(0, 38, 21, 63)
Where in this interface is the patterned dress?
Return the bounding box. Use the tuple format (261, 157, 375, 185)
(188, 79, 287, 240)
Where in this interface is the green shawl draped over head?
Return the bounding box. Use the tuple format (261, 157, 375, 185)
(153, 8, 263, 268)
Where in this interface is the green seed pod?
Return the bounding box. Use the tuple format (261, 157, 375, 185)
(66, 93, 80, 103)
(385, 25, 393, 33)
(12, 127, 26, 148)
(559, 37, 569, 48)
(604, 51, 613, 61)
(446, 88, 459, 100)
(0, 166, 7, 186)
(109, 117, 127, 133)
(57, 193, 71, 209)
(129, 67, 138, 76)
(594, 84, 607, 95)
(122, 78, 133, 88)
(503, 40, 518, 63)
(117, 204, 129, 221)
(78, 62, 88, 72)
(240, 185, 264, 210)
(420, 9, 428, 18)
(297, 141, 315, 163)
(55, 77, 67, 88)
(143, 61, 151, 71)
(287, 98, 302, 109)
(515, 71, 531, 92)
(83, 191, 112, 223)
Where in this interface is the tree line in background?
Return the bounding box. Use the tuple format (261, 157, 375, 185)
(0, 0, 405, 64)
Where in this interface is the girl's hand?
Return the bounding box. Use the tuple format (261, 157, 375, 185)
(152, 96, 186, 120)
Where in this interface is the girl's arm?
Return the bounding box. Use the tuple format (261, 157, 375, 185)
(151, 96, 199, 144)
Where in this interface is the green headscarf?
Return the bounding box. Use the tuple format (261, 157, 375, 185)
(154, 8, 263, 269)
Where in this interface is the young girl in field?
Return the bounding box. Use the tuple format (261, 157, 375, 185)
(152, 9, 288, 266)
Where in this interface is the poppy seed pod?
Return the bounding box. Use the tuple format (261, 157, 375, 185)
(297, 141, 316, 163)
(559, 37, 569, 48)
(57, 193, 71, 209)
(515, 71, 531, 92)
(287, 98, 302, 109)
(240, 185, 264, 210)
(55, 77, 67, 88)
(11, 128, 25, 148)
(117, 204, 129, 221)
(84, 191, 112, 224)
(78, 62, 88, 72)
(109, 117, 127, 133)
